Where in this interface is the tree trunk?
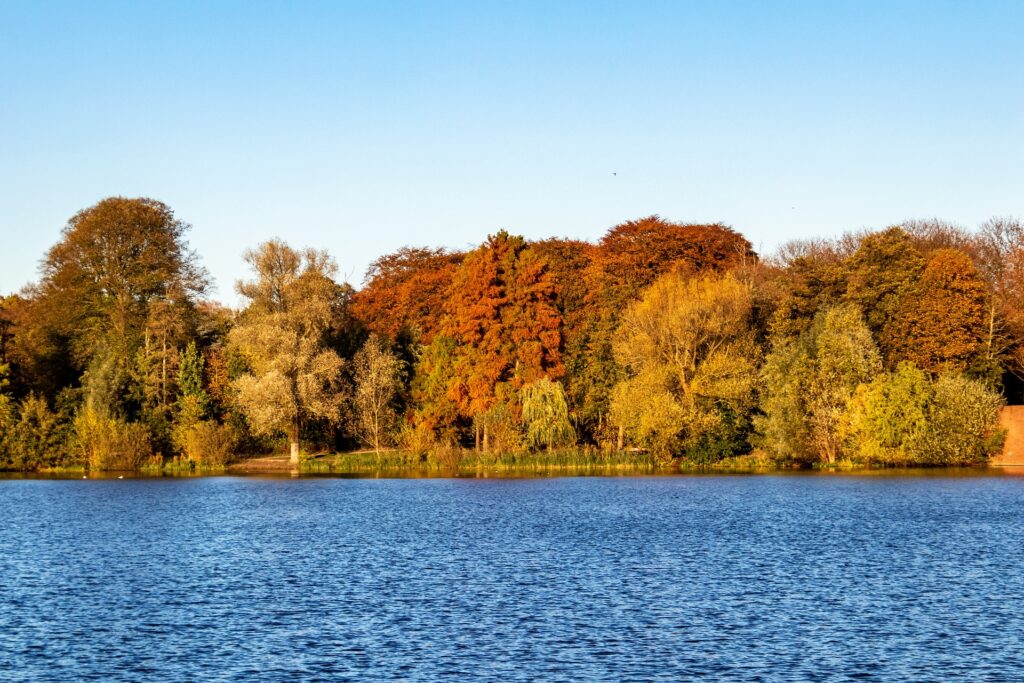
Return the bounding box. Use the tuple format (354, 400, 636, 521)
(475, 423, 480, 452)
(617, 424, 624, 451)
(289, 419, 300, 466)
(161, 336, 167, 407)
(483, 424, 490, 453)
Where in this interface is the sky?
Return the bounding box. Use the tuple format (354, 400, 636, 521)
(1, 0, 1022, 303)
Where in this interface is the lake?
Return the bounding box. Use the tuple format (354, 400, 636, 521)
(1, 471, 1023, 681)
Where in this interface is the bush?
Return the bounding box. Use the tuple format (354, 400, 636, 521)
(73, 408, 152, 471)
(180, 420, 237, 467)
(913, 374, 1004, 465)
(845, 363, 932, 465)
(685, 404, 753, 465)
(6, 395, 69, 470)
(846, 366, 1003, 466)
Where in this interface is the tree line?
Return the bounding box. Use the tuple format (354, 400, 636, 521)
(0, 197, 1017, 471)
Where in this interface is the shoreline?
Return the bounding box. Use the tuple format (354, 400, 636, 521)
(2, 451, 1021, 479)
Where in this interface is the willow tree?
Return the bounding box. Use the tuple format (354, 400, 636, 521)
(521, 377, 575, 451)
(230, 240, 346, 465)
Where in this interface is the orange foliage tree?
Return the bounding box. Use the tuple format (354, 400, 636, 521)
(445, 231, 563, 450)
(889, 249, 988, 374)
(592, 215, 755, 308)
(351, 247, 463, 344)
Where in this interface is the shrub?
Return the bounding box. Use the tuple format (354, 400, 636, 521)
(913, 374, 1004, 465)
(846, 366, 1003, 466)
(180, 420, 237, 467)
(73, 408, 152, 471)
(845, 363, 932, 465)
(6, 395, 69, 470)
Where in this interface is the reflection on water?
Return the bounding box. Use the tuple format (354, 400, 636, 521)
(2, 473, 1023, 680)
(2, 465, 1022, 480)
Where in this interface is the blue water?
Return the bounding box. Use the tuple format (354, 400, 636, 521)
(1, 472, 1023, 681)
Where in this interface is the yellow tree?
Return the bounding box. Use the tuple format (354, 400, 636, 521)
(229, 240, 346, 465)
(353, 334, 405, 454)
(610, 271, 758, 461)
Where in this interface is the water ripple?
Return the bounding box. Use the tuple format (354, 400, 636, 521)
(0, 474, 1022, 680)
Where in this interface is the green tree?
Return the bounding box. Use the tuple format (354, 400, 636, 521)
(758, 305, 881, 464)
(36, 197, 207, 415)
(915, 374, 1004, 464)
(6, 395, 67, 471)
(846, 363, 932, 465)
(230, 240, 347, 465)
(409, 336, 464, 445)
(172, 341, 211, 455)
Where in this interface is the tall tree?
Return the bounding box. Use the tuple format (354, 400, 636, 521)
(975, 217, 1024, 383)
(842, 227, 924, 365)
(38, 197, 207, 372)
(409, 335, 463, 444)
(888, 249, 988, 375)
(351, 247, 463, 344)
(229, 240, 347, 465)
(352, 335, 404, 454)
(445, 231, 562, 450)
(610, 271, 758, 461)
(758, 305, 881, 464)
(575, 217, 756, 440)
(31, 198, 207, 419)
(593, 216, 755, 308)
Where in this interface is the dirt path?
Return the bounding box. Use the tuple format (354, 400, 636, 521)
(991, 406, 1024, 466)
(225, 451, 344, 473)
(226, 455, 294, 472)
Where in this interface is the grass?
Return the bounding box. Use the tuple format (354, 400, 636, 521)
(301, 447, 664, 475)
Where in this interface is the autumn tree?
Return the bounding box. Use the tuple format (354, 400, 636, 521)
(888, 249, 988, 375)
(0, 294, 74, 399)
(352, 335, 405, 454)
(36, 197, 207, 412)
(610, 271, 758, 462)
(574, 217, 755, 441)
(351, 247, 463, 344)
(767, 239, 852, 339)
(842, 227, 924, 365)
(593, 216, 755, 306)
(230, 240, 347, 465)
(975, 217, 1024, 385)
(530, 238, 598, 433)
(445, 231, 563, 450)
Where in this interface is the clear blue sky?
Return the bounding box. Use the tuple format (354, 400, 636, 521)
(2, 1, 1021, 302)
